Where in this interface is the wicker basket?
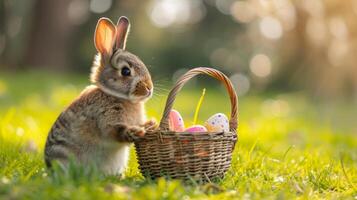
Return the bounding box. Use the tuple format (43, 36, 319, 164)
(134, 67, 238, 182)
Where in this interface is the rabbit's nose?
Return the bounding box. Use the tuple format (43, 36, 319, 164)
(147, 89, 152, 96)
(145, 85, 152, 96)
(134, 80, 153, 97)
(145, 85, 151, 91)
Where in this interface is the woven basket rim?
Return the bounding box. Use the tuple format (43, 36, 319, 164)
(135, 131, 238, 142)
(145, 130, 237, 135)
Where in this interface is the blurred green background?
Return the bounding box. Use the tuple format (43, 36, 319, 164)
(1, 0, 357, 99)
(0, 0, 357, 199)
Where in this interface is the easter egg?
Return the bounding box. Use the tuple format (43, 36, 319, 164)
(169, 109, 185, 132)
(204, 113, 229, 132)
(185, 125, 207, 132)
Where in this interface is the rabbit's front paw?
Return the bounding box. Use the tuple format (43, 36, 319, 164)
(142, 119, 158, 131)
(126, 126, 145, 142)
(113, 124, 145, 142)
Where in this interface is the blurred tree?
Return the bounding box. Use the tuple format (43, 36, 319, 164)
(24, 0, 74, 70)
(0, 1, 6, 62)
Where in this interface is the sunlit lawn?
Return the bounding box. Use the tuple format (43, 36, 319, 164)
(0, 71, 356, 199)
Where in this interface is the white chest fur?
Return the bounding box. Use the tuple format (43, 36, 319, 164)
(94, 102, 145, 175)
(87, 141, 130, 175)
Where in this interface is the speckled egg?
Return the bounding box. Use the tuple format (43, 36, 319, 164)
(204, 113, 229, 132)
(185, 125, 207, 132)
(169, 109, 185, 132)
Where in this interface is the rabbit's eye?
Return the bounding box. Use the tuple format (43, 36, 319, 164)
(121, 67, 131, 76)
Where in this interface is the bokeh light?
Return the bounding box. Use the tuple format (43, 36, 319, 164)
(90, 0, 112, 14)
(259, 16, 283, 40)
(329, 17, 348, 40)
(327, 40, 349, 67)
(249, 54, 272, 78)
(148, 0, 205, 28)
(306, 18, 327, 46)
(68, 0, 89, 25)
(302, 0, 324, 17)
(230, 1, 256, 23)
(274, 0, 296, 31)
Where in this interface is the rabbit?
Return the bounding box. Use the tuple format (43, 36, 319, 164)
(44, 16, 156, 175)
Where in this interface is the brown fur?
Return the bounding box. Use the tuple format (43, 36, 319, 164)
(44, 86, 146, 168)
(44, 17, 155, 174)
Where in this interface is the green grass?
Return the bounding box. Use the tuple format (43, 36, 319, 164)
(0, 71, 356, 199)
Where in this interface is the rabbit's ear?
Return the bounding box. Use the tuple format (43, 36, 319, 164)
(116, 16, 130, 50)
(94, 18, 116, 57)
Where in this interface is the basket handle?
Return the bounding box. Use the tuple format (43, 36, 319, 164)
(159, 67, 238, 132)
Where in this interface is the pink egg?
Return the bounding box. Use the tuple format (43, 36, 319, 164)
(185, 125, 207, 132)
(169, 109, 185, 132)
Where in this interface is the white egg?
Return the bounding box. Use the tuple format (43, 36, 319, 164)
(204, 113, 229, 132)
